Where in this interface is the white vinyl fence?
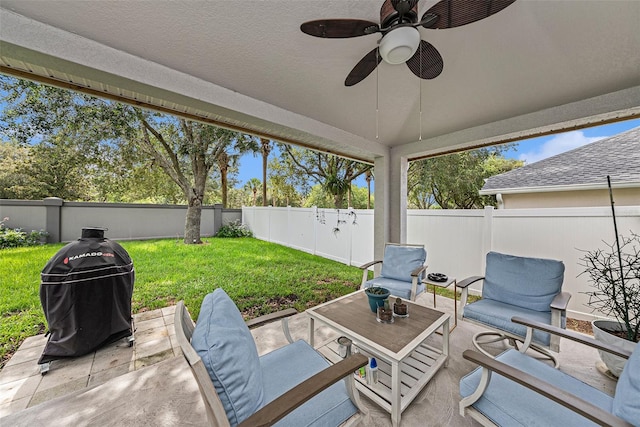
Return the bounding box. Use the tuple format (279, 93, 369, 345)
(243, 205, 640, 320)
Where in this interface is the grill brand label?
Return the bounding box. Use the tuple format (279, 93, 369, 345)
(63, 252, 115, 264)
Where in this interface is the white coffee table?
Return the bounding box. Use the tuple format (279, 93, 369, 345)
(306, 290, 450, 427)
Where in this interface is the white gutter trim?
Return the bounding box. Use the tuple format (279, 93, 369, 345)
(479, 181, 640, 195)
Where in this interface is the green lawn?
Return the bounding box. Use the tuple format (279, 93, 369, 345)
(0, 237, 462, 370)
(0, 237, 369, 369)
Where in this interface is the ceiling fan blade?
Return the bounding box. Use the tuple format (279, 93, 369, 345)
(301, 19, 380, 38)
(422, 0, 517, 29)
(406, 40, 444, 80)
(345, 48, 383, 87)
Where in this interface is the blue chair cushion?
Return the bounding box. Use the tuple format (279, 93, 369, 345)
(460, 349, 613, 426)
(463, 299, 563, 346)
(483, 252, 565, 312)
(380, 245, 426, 282)
(613, 341, 640, 426)
(364, 277, 425, 300)
(191, 289, 264, 426)
(260, 340, 358, 427)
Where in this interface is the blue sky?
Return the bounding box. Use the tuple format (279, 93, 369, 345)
(235, 118, 640, 189)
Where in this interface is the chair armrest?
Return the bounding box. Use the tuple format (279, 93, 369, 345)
(457, 276, 484, 289)
(550, 291, 571, 310)
(245, 308, 298, 329)
(239, 353, 368, 427)
(462, 350, 633, 427)
(411, 264, 428, 277)
(511, 316, 632, 359)
(359, 259, 383, 270)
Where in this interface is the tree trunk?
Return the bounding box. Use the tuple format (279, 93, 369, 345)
(261, 138, 271, 206)
(366, 173, 372, 209)
(221, 168, 228, 207)
(184, 191, 203, 244)
(218, 152, 229, 208)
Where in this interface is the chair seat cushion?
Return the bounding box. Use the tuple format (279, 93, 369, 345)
(364, 277, 425, 300)
(612, 341, 640, 426)
(460, 349, 613, 426)
(463, 299, 556, 346)
(259, 340, 358, 427)
(191, 289, 264, 426)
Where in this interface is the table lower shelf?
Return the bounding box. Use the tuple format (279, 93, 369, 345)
(317, 337, 448, 414)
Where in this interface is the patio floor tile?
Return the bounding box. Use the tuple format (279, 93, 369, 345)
(134, 310, 162, 322)
(87, 362, 132, 388)
(0, 360, 41, 386)
(134, 324, 169, 344)
(134, 316, 165, 333)
(3, 344, 45, 369)
(36, 353, 93, 392)
(0, 375, 41, 405)
(90, 341, 135, 374)
(29, 377, 88, 407)
(0, 296, 618, 426)
(0, 395, 30, 418)
(16, 335, 48, 350)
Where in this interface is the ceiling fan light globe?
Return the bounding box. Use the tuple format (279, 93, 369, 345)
(379, 27, 420, 64)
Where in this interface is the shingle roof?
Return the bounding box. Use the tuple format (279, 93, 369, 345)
(481, 126, 640, 194)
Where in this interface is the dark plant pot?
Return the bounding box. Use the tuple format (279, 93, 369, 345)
(592, 319, 637, 378)
(394, 302, 408, 318)
(377, 306, 394, 323)
(365, 287, 390, 313)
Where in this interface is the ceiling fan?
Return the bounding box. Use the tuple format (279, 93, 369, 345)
(300, 0, 517, 86)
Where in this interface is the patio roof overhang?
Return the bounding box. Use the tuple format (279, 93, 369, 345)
(1, 0, 639, 247)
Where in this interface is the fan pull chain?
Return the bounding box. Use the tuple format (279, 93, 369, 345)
(376, 50, 379, 140)
(419, 40, 423, 141)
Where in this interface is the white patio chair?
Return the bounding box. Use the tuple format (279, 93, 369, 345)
(459, 316, 639, 427)
(360, 243, 428, 301)
(458, 251, 570, 367)
(174, 289, 368, 426)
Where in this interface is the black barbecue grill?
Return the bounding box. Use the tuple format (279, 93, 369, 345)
(38, 227, 135, 374)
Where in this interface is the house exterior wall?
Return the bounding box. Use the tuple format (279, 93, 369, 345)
(502, 187, 640, 209)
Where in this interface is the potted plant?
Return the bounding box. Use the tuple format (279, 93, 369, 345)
(364, 286, 390, 313)
(377, 299, 394, 323)
(393, 297, 408, 317)
(579, 231, 640, 377)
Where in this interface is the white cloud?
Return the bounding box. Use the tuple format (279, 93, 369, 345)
(518, 131, 605, 164)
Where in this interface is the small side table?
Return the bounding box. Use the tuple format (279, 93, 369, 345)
(422, 276, 457, 331)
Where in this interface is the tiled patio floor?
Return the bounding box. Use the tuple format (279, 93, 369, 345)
(0, 306, 179, 418)
(0, 294, 617, 426)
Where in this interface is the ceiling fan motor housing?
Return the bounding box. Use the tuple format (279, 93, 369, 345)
(380, 0, 418, 28)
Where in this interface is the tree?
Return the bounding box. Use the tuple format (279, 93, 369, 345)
(244, 178, 261, 206)
(0, 140, 33, 199)
(136, 113, 241, 241)
(259, 138, 271, 206)
(1, 76, 240, 243)
(241, 136, 272, 206)
(303, 184, 371, 209)
(280, 144, 372, 208)
(364, 169, 374, 209)
(407, 146, 523, 209)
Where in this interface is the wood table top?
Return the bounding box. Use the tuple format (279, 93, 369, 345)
(308, 291, 447, 356)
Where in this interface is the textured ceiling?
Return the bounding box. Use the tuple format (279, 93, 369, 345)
(1, 0, 639, 162)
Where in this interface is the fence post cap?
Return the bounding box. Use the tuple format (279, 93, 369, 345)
(43, 197, 64, 206)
